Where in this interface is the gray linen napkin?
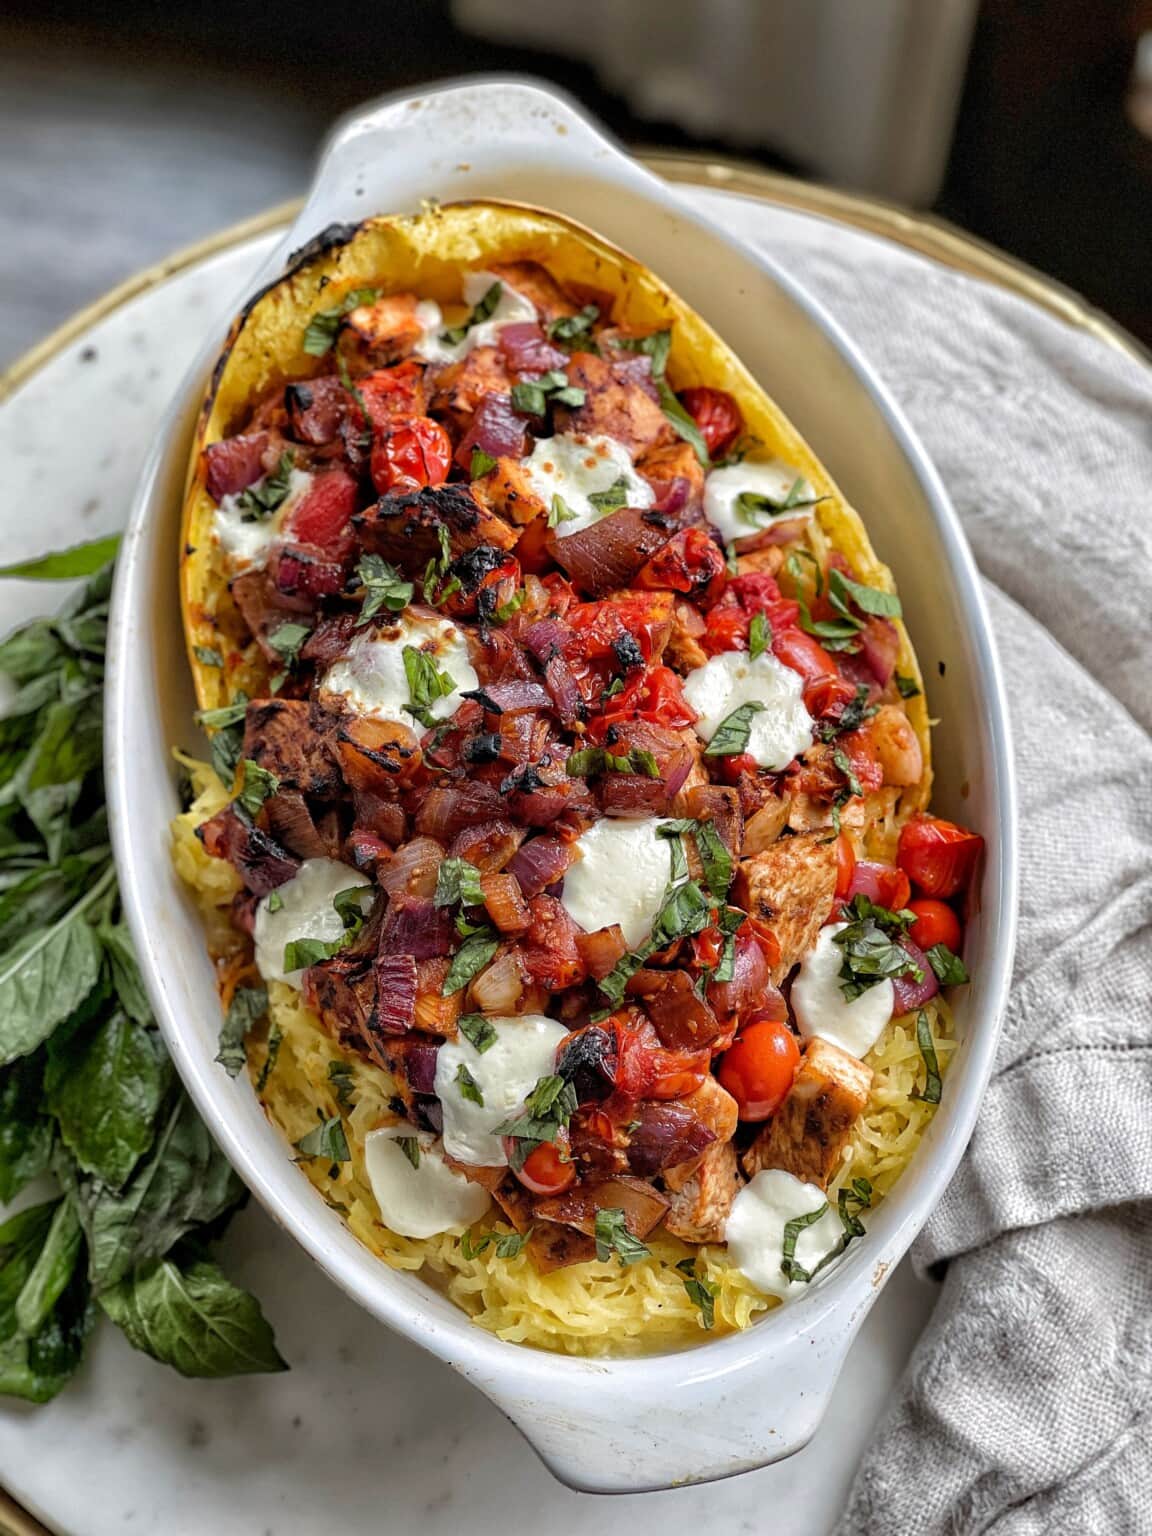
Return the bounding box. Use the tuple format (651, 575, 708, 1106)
(755, 217, 1152, 1533)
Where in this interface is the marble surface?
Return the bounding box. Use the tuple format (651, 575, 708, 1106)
(0, 202, 942, 1536)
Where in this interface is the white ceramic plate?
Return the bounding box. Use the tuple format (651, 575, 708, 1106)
(103, 80, 1016, 1496)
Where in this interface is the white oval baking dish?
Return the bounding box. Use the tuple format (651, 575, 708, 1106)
(106, 78, 1017, 1493)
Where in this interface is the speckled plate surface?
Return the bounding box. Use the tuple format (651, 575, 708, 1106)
(2, 158, 1087, 1530)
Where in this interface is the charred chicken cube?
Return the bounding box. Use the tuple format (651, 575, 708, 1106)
(663, 1140, 743, 1244)
(742, 1037, 873, 1190)
(242, 698, 342, 798)
(734, 831, 838, 983)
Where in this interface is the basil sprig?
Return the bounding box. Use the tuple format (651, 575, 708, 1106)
(832, 894, 922, 1001)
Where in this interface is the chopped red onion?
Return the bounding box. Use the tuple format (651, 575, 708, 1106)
(891, 937, 940, 1013)
(498, 322, 568, 375)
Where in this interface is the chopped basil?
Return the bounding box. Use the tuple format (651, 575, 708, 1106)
(926, 942, 969, 987)
(327, 1059, 356, 1109)
(458, 1014, 498, 1054)
(294, 1115, 349, 1162)
(548, 493, 579, 528)
(421, 523, 455, 606)
(396, 1135, 420, 1169)
(255, 1023, 282, 1092)
(676, 1257, 718, 1328)
(587, 476, 631, 515)
(565, 745, 660, 779)
(725, 541, 740, 576)
(914, 1010, 943, 1104)
(460, 1226, 531, 1260)
(617, 329, 671, 379)
(470, 448, 497, 480)
(282, 935, 348, 972)
(779, 1203, 829, 1282)
(831, 898, 922, 1002)
(703, 700, 765, 758)
(195, 696, 248, 731)
(454, 1063, 484, 1107)
(594, 1207, 651, 1267)
(511, 381, 547, 417)
(546, 304, 599, 344)
(193, 645, 223, 668)
(748, 611, 769, 661)
(441, 930, 500, 995)
(657, 381, 709, 467)
(234, 454, 294, 521)
(895, 672, 921, 699)
(493, 588, 526, 623)
(267, 621, 311, 671)
(832, 746, 864, 800)
(785, 547, 825, 598)
(355, 554, 413, 626)
(829, 567, 902, 620)
(434, 857, 485, 910)
(551, 384, 587, 407)
(783, 1177, 874, 1284)
(440, 281, 502, 348)
(816, 684, 877, 743)
(494, 1073, 577, 1171)
(234, 759, 279, 819)
(692, 820, 735, 902)
(796, 596, 862, 652)
(402, 644, 456, 729)
(215, 985, 267, 1079)
(513, 370, 586, 418)
(266, 890, 283, 913)
(735, 478, 824, 529)
(303, 287, 382, 355)
(332, 885, 369, 938)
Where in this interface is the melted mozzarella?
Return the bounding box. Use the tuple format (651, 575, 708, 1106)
(321, 612, 478, 729)
(725, 1168, 845, 1299)
(703, 459, 814, 544)
(212, 467, 313, 569)
(412, 269, 538, 365)
(521, 433, 654, 538)
(791, 923, 894, 1058)
(434, 1014, 569, 1167)
(364, 1125, 491, 1238)
(681, 649, 814, 770)
(253, 858, 371, 988)
(560, 817, 676, 951)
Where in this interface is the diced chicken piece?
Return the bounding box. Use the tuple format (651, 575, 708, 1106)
(354, 483, 518, 572)
(734, 831, 838, 982)
(341, 292, 424, 360)
(663, 1140, 743, 1243)
(869, 704, 924, 788)
(742, 1036, 873, 1190)
(552, 352, 675, 457)
(490, 1179, 598, 1271)
(486, 260, 579, 323)
(736, 546, 786, 577)
(242, 698, 341, 798)
(671, 1077, 740, 1165)
(636, 440, 706, 512)
(473, 456, 548, 526)
(787, 786, 900, 837)
(742, 795, 791, 856)
(429, 346, 514, 418)
(664, 600, 709, 673)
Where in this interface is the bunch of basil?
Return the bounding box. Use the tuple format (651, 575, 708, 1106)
(0, 543, 285, 1401)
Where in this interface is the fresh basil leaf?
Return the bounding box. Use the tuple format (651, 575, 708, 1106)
(355, 554, 413, 627)
(651, 878, 713, 948)
(460, 1225, 531, 1260)
(97, 913, 152, 1024)
(64, 1094, 246, 1292)
(325, 1059, 355, 1110)
(14, 1198, 82, 1338)
(234, 759, 279, 820)
(829, 567, 902, 620)
(0, 619, 68, 683)
(468, 449, 498, 481)
(796, 595, 862, 650)
(815, 684, 877, 744)
(45, 1010, 167, 1190)
(511, 381, 547, 417)
(912, 1008, 943, 1103)
(587, 476, 631, 515)
(216, 986, 267, 1080)
(458, 1014, 497, 1054)
(926, 942, 969, 987)
(100, 1254, 286, 1377)
(617, 329, 671, 379)
(440, 281, 502, 347)
(434, 857, 485, 910)
(294, 1115, 349, 1162)
(748, 611, 769, 661)
(402, 644, 456, 729)
(0, 537, 121, 581)
(266, 622, 311, 670)
(234, 454, 294, 521)
(895, 672, 921, 699)
(656, 381, 710, 467)
(0, 1201, 92, 1404)
(493, 588, 526, 623)
(195, 695, 248, 731)
(454, 1063, 484, 1107)
(441, 931, 500, 996)
(546, 305, 599, 345)
(703, 701, 765, 758)
(832, 746, 864, 800)
(547, 493, 579, 529)
(495, 1075, 578, 1171)
(0, 1055, 53, 1203)
(594, 1207, 651, 1267)
(550, 385, 586, 407)
(193, 645, 223, 668)
(676, 1257, 718, 1328)
(831, 910, 922, 1002)
(692, 820, 735, 901)
(0, 866, 109, 1066)
(303, 287, 382, 356)
(282, 935, 347, 972)
(332, 885, 370, 935)
(779, 1202, 829, 1283)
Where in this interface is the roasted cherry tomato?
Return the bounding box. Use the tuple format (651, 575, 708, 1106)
(648, 1046, 710, 1101)
(834, 831, 857, 899)
(742, 914, 783, 972)
(713, 750, 760, 786)
(717, 1015, 800, 1120)
(678, 386, 744, 458)
(636, 527, 727, 601)
(897, 815, 983, 899)
(356, 361, 426, 428)
(285, 468, 358, 553)
(836, 727, 885, 796)
(369, 415, 452, 494)
(907, 898, 963, 953)
(514, 1132, 577, 1196)
(512, 513, 553, 575)
(594, 665, 697, 735)
(772, 628, 858, 717)
(846, 860, 912, 912)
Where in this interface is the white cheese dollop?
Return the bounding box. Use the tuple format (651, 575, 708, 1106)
(253, 858, 372, 988)
(434, 1014, 569, 1168)
(703, 459, 815, 544)
(681, 649, 814, 771)
(791, 923, 894, 1058)
(212, 467, 313, 570)
(364, 1125, 491, 1239)
(321, 611, 478, 729)
(413, 269, 538, 365)
(725, 1168, 845, 1299)
(521, 432, 654, 538)
(560, 816, 678, 951)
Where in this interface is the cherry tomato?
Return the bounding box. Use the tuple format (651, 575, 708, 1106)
(369, 415, 452, 494)
(714, 750, 760, 786)
(285, 468, 358, 553)
(834, 831, 857, 899)
(678, 386, 744, 458)
(772, 628, 857, 717)
(514, 1133, 577, 1196)
(717, 1016, 800, 1120)
(648, 1046, 710, 1101)
(907, 898, 962, 953)
(356, 361, 426, 428)
(594, 665, 697, 735)
(836, 728, 885, 796)
(635, 527, 727, 601)
(847, 860, 912, 912)
(897, 815, 983, 899)
(693, 926, 724, 971)
(742, 915, 782, 972)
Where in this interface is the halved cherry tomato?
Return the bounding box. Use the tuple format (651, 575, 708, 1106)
(717, 1015, 800, 1120)
(356, 361, 426, 428)
(285, 468, 358, 553)
(714, 750, 760, 786)
(369, 415, 452, 494)
(514, 1133, 577, 1196)
(594, 664, 697, 735)
(834, 830, 857, 899)
(897, 815, 983, 899)
(702, 572, 801, 656)
(635, 527, 726, 601)
(678, 386, 744, 458)
(907, 898, 962, 953)
(847, 861, 911, 912)
(772, 628, 857, 717)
